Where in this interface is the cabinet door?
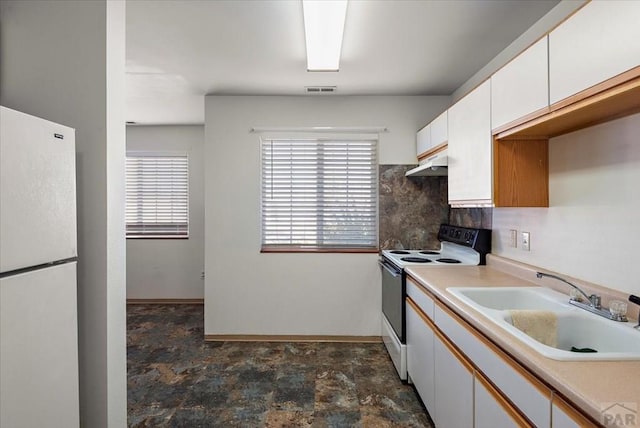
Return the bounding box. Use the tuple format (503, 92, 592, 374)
(434, 330, 473, 428)
(435, 301, 552, 427)
(406, 299, 435, 413)
(549, 1, 640, 105)
(416, 124, 431, 158)
(552, 396, 599, 428)
(448, 80, 492, 205)
(430, 110, 448, 148)
(475, 372, 532, 428)
(492, 37, 549, 130)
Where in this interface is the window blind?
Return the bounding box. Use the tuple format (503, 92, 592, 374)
(261, 138, 378, 250)
(126, 153, 189, 237)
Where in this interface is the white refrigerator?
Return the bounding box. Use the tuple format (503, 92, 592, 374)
(0, 106, 80, 427)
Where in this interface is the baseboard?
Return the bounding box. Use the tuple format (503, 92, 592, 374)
(127, 298, 204, 305)
(204, 334, 382, 343)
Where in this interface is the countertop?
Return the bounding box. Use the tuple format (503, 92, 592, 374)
(405, 257, 640, 427)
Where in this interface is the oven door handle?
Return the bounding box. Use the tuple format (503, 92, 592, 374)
(379, 259, 401, 278)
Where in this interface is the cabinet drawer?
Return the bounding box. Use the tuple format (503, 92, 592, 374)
(406, 277, 434, 320)
(475, 371, 533, 428)
(434, 300, 551, 427)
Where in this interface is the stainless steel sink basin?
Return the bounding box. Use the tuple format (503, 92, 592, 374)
(447, 286, 640, 361)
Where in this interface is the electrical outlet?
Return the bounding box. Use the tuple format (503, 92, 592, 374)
(522, 232, 530, 251)
(509, 229, 517, 248)
(200, 271, 205, 280)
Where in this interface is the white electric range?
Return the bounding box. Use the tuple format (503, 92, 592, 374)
(379, 224, 491, 380)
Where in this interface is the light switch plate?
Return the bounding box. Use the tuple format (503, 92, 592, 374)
(522, 232, 530, 251)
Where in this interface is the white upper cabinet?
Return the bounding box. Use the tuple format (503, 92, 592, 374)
(430, 110, 448, 148)
(416, 123, 431, 158)
(416, 111, 447, 159)
(448, 80, 492, 205)
(491, 37, 549, 130)
(549, 1, 640, 105)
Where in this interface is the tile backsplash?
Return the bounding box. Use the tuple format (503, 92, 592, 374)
(379, 165, 448, 250)
(449, 207, 493, 229)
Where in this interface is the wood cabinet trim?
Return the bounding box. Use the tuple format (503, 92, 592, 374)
(432, 317, 475, 373)
(261, 247, 379, 253)
(476, 371, 535, 428)
(127, 298, 204, 305)
(434, 298, 552, 398)
(407, 276, 435, 299)
(492, 106, 550, 136)
(551, 64, 640, 111)
(449, 198, 494, 208)
(417, 142, 447, 161)
(407, 296, 436, 328)
(204, 334, 381, 342)
(495, 67, 640, 140)
(552, 394, 601, 428)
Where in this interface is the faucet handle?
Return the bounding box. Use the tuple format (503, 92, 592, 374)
(629, 295, 640, 329)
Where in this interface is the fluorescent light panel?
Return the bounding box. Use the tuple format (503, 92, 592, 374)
(303, 0, 348, 71)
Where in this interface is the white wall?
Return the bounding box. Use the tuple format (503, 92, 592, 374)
(126, 125, 205, 299)
(204, 95, 449, 336)
(493, 113, 640, 295)
(0, 1, 127, 426)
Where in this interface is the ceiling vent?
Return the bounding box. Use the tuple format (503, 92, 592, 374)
(305, 86, 337, 94)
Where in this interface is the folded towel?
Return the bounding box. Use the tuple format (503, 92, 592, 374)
(508, 310, 558, 348)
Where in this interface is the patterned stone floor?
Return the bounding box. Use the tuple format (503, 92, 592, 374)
(127, 304, 434, 427)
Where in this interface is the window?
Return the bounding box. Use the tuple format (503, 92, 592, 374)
(126, 153, 189, 238)
(261, 137, 378, 251)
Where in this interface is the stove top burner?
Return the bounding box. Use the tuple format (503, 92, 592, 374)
(436, 258, 461, 264)
(401, 257, 432, 263)
(390, 250, 411, 254)
(419, 250, 440, 255)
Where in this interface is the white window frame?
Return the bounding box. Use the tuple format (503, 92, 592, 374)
(125, 151, 189, 239)
(260, 133, 379, 252)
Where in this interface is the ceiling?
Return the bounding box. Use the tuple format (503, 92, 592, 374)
(126, 0, 560, 125)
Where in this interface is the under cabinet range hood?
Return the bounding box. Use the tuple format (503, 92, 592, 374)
(405, 149, 448, 177)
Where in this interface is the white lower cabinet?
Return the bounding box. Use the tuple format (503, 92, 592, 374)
(406, 300, 436, 411)
(434, 330, 474, 428)
(475, 372, 532, 428)
(405, 277, 596, 428)
(435, 300, 552, 427)
(552, 396, 599, 428)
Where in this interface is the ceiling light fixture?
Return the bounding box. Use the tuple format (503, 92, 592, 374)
(302, 0, 348, 72)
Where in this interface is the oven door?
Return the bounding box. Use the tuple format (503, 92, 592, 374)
(379, 258, 404, 343)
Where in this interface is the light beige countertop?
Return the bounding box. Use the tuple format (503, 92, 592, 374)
(405, 256, 640, 427)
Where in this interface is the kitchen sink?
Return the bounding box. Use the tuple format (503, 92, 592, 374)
(448, 287, 571, 312)
(447, 286, 640, 361)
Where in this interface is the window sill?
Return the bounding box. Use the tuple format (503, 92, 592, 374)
(126, 236, 189, 240)
(261, 247, 379, 254)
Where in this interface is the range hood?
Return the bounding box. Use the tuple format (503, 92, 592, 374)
(405, 149, 448, 177)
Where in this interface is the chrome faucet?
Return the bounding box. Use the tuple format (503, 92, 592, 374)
(535, 272, 599, 307)
(535, 272, 627, 322)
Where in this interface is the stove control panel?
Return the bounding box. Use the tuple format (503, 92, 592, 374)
(438, 224, 491, 255)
